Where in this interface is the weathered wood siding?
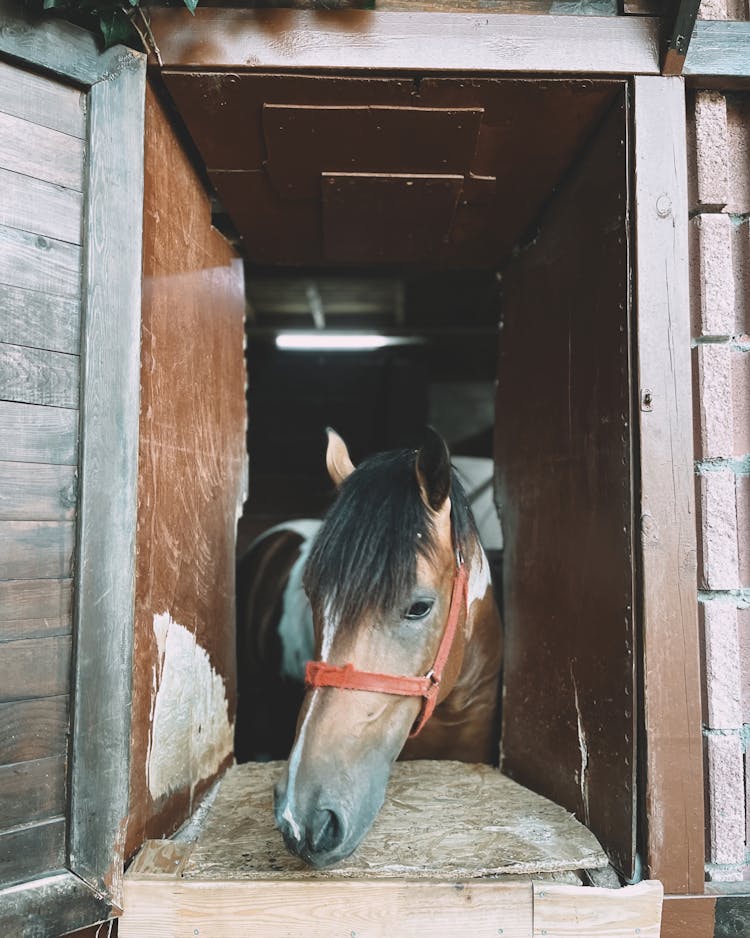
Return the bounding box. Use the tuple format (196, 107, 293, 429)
(125, 83, 247, 858)
(0, 59, 85, 888)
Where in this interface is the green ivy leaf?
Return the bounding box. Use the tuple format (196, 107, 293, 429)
(98, 7, 134, 46)
(182, 0, 199, 14)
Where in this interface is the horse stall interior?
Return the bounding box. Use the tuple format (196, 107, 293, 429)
(114, 61, 667, 936)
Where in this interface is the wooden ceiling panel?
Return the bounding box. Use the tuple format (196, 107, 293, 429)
(263, 104, 482, 200)
(163, 72, 623, 268)
(322, 172, 463, 263)
(163, 72, 418, 171)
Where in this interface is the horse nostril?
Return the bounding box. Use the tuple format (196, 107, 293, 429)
(309, 807, 344, 854)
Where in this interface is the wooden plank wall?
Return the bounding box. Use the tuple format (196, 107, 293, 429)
(0, 58, 86, 887)
(125, 82, 247, 859)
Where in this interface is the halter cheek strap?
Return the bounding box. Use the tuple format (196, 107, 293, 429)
(304, 557, 469, 739)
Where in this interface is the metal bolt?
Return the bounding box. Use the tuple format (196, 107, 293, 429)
(656, 194, 672, 218)
(538, 891, 546, 898)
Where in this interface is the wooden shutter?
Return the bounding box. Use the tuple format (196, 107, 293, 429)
(0, 8, 144, 933)
(494, 89, 637, 878)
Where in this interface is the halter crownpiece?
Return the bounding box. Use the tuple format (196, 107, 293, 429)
(304, 552, 468, 738)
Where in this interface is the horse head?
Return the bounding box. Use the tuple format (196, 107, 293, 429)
(274, 427, 497, 868)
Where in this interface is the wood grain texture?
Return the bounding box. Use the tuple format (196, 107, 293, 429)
(0, 0, 137, 87)
(0, 615, 70, 643)
(633, 77, 704, 894)
(0, 696, 69, 764)
(0, 110, 84, 190)
(532, 880, 664, 937)
(0, 401, 78, 466)
(0, 224, 82, 299)
(661, 894, 716, 938)
(0, 283, 80, 355)
(126, 82, 246, 859)
(0, 755, 66, 830)
(0, 817, 66, 888)
(0, 343, 79, 409)
(495, 95, 636, 878)
(67, 47, 146, 908)
(121, 876, 533, 938)
(148, 8, 660, 74)
(0, 59, 85, 138)
(0, 521, 74, 580)
(184, 762, 607, 881)
(0, 166, 83, 244)
(0, 461, 77, 521)
(0, 577, 72, 621)
(0, 635, 72, 702)
(0, 869, 113, 938)
(684, 21, 750, 83)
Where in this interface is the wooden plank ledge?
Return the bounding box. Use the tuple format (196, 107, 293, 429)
(120, 762, 663, 936)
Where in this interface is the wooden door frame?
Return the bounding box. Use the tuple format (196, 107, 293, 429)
(148, 6, 707, 899)
(0, 2, 145, 934)
(632, 75, 704, 895)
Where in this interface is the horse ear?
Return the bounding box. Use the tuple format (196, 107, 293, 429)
(326, 427, 355, 487)
(415, 427, 452, 513)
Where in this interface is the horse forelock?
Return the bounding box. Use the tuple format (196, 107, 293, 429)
(302, 449, 477, 630)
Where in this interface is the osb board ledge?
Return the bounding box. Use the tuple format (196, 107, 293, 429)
(172, 761, 609, 881)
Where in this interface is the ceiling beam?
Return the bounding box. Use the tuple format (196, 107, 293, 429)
(148, 8, 660, 75)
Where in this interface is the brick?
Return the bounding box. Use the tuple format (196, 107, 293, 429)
(727, 95, 750, 216)
(702, 0, 750, 17)
(699, 471, 740, 589)
(699, 0, 729, 17)
(706, 733, 745, 866)
(732, 348, 750, 456)
(702, 602, 742, 728)
(694, 92, 729, 209)
(693, 214, 736, 337)
(737, 474, 750, 587)
(731, 222, 750, 336)
(696, 344, 735, 458)
(739, 607, 750, 722)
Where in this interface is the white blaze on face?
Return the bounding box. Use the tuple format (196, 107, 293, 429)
(147, 612, 234, 801)
(281, 599, 338, 840)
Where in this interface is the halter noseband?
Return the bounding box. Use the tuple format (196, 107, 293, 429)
(304, 551, 468, 738)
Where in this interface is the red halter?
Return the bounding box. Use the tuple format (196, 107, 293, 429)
(304, 554, 469, 738)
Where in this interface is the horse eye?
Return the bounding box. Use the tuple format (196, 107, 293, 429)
(405, 600, 433, 620)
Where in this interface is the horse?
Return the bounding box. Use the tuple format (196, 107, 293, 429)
(236, 427, 503, 868)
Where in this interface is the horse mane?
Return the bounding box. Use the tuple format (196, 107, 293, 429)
(303, 448, 478, 627)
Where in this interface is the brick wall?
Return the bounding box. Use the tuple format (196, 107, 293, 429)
(689, 80, 750, 882)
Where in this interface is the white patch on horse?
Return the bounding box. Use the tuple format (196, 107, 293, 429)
(467, 544, 492, 607)
(147, 612, 233, 801)
(283, 688, 320, 842)
(278, 536, 316, 681)
(282, 804, 302, 842)
(255, 518, 322, 545)
(320, 599, 337, 659)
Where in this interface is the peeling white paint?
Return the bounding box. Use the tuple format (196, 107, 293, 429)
(571, 668, 591, 827)
(147, 612, 234, 801)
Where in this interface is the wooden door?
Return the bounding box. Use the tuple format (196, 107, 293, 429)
(494, 89, 636, 878)
(0, 4, 144, 934)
